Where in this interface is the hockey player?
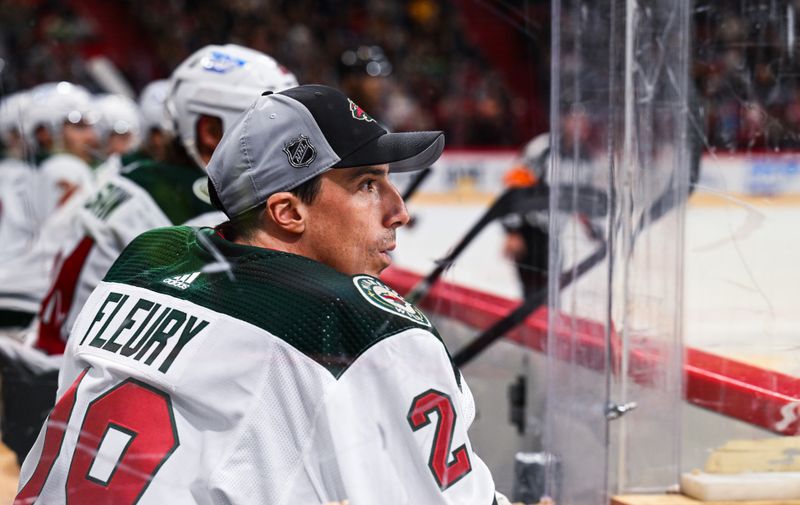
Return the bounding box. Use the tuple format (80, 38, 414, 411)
(94, 93, 142, 158)
(24, 82, 99, 217)
(0, 83, 101, 337)
(16, 84, 506, 504)
(92, 93, 143, 183)
(94, 81, 172, 185)
(136, 79, 172, 163)
(0, 90, 43, 330)
(0, 85, 103, 463)
(0, 83, 100, 335)
(0, 91, 39, 265)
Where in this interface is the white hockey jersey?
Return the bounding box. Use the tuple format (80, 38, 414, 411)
(0, 158, 42, 262)
(16, 226, 496, 505)
(0, 153, 93, 326)
(34, 153, 223, 354)
(0, 185, 88, 320)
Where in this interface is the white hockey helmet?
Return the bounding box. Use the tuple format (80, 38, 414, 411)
(23, 82, 97, 144)
(165, 44, 299, 168)
(94, 93, 143, 152)
(521, 132, 550, 181)
(138, 79, 173, 134)
(0, 91, 32, 146)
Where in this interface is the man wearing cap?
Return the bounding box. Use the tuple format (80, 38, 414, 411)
(15, 84, 503, 504)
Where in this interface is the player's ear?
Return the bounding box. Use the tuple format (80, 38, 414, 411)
(265, 192, 306, 234)
(196, 115, 223, 164)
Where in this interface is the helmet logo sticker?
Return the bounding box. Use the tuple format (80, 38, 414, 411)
(201, 51, 247, 74)
(192, 177, 211, 204)
(283, 134, 316, 168)
(348, 99, 375, 122)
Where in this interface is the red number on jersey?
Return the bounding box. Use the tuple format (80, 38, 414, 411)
(15, 369, 88, 505)
(407, 389, 472, 490)
(15, 372, 179, 505)
(66, 379, 179, 504)
(37, 236, 95, 355)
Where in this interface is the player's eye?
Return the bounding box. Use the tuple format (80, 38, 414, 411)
(360, 179, 377, 192)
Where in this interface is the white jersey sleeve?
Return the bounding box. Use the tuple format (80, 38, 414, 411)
(93, 153, 123, 186)
(0, 190, 87, 317)
(0, 158, 43, 261)
(37, 153, 94, 218)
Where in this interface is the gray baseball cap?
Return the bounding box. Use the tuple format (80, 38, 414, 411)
(207, 84, 445, 217)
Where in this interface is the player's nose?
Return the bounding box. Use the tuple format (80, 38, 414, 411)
(384, 182, 410, 229)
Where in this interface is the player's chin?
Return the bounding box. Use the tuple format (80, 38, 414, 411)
(371, 251, 392, 276)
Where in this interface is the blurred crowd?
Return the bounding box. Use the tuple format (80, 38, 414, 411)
(5, 0, 800, 151)
(694, 0, 800, 151)
(0, 0, 533, 147)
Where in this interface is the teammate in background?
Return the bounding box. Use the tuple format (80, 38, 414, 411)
(24, 82, 99, 217)
(0, 91, 40, 265)
(0, 84, 98, 336)
(501, 133, 551, 296)
(95, 94, 142, 157)
(94, 81, 173, 185)
(0, 83, 98, 320)
(136, 79, 173, 163)
(92, 93, 143, 183)
(94, 94, 142, 159)
(0, 84, 102, 468)
(16, 83, 506, 504)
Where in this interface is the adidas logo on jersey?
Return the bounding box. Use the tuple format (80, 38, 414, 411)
(162, 272, 201, 290)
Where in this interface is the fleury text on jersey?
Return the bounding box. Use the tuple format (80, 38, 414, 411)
(76, 287, 210, 374)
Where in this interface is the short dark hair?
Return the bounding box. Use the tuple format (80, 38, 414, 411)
(290, 175, 323, 205)
(209, 174, 323, 241)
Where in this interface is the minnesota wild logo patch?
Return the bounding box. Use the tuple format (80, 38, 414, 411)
(353, 275, 430, 327)
(348, 99, 376, 123)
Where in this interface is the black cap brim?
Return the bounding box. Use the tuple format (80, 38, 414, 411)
(333, 131, 444, 173)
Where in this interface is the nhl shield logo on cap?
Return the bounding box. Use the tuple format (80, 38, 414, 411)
(283, 134, 317, 168)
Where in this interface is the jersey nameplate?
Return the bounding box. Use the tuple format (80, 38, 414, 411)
(353, 276, 431, 327)
(84, 182, 132, 221)
(77, 290, 210, 374)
